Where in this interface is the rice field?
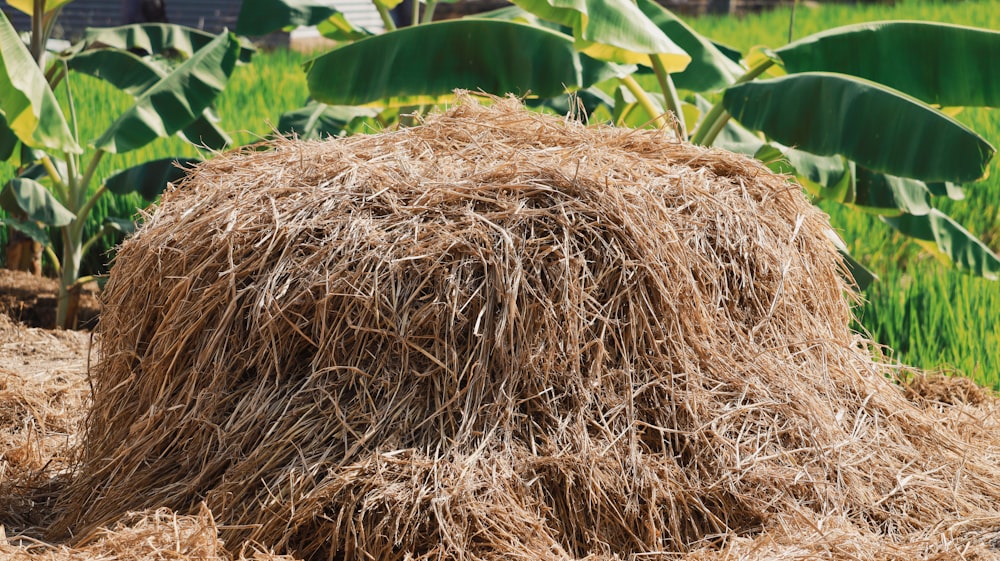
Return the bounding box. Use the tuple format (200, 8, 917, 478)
(1, 0, 998, 386)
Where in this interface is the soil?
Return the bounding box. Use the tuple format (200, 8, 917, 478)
(0, 269, 102, 330)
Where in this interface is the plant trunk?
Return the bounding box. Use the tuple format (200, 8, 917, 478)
(56, 228, 83, 329)
(5, 228, 43, 275)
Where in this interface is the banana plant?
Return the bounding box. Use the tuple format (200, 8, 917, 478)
(0, 4, 247, 328)
(711, 21, 999, 281)
(242, 0, 998, 287)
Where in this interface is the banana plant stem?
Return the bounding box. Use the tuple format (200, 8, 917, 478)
(698, 111, 732, 147)
(75, 183, 107, 241)
(410, 0, 420, 26)
(63, 60, 80, 143)
(421, 0, 438, 24)
(40, 155, 68, 202)
(375, 3, 397, 31)
(690, 58, 776, 146)
(620, 75, 668, 129)
(30, 0, 45, 63)
(649, 55, 686, 138)
(44, 245, 60, 277)
(788, 0, 798, 43)
(63, 154, 79, 210)
(78, 150, 105, 206)
(80, 227, 107, 260)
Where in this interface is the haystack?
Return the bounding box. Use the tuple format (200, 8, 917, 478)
(51, 97, 1000, 560)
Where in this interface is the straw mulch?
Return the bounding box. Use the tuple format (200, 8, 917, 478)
(47, 97, 1000, 560)
(2, 506, 294, 561)
(0, 313, 89, 532)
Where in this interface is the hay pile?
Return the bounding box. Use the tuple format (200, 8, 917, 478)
(50, 97, 1000, 560)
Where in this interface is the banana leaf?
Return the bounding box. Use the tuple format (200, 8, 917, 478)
(0, 177, 75, 226)
(277, 102, 380, 139)
(81, 23, 255, 63)
(777, 21, 1000, 107)
(93, 31, 241, 153)
(0, 13, 80, 154)
(67, 48, 231, 149)
(237, 0, 340, 36)
(723, 72, 995, 183)
(104, 157, 200, 201)
(510, 0, 689, 69)
(883, 209, 1000, 279)
(307, 20, 629, 106)
(635, 0, 743, 91)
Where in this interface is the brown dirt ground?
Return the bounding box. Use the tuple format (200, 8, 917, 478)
(0, 270, 101, 330)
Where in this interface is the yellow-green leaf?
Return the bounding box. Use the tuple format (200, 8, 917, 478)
(0, 13, 80, 154)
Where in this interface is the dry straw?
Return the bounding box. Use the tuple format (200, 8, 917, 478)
(49, 96, 1000, 560)
(2, 506, 294, 560)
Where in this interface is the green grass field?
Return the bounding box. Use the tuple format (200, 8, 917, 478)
(2, 0, 999, 386)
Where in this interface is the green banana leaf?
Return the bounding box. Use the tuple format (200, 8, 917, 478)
(277, 102, 380, 139)
(840, 248, 877, 291)
(776, 21, 1000, 107)
(851, 166, 931, 217)
(0, 114, 16, 161)
(751, 142, 856, 203)
(476, 5, 567, 32)
(612, 84, 664, 128)
(101, 216, 136, 235)
(307, 20, 629, 107)
(711, 118, 764, 156)
(711, 40, 743, 65)
(67, 49, 231, 149)
(634, 0, 743, 92)
(176, 107, 229, 149)
(704, 109, 857, 203)
(509, 0, 689, 69)
(926, 181, 965, 201)
(16, 149, 64, 181)
(723, 72, 995, 183)
(81, 23, 255, 63)
(6, 0, 74, 15)
(0, 14, 80, 154)
(105, 157, 200, 201)
(0, 217, 51, 245)
(317, 12, 375, 42)
(824, 228, 877, 290)
(66, 48, 162, 93)
(93, 31, 241, 153)
(236, 0, 339, 36)
(0, 177, 75, 226)
(787, 150, 853, 201)
(882, 209, 1000, 279)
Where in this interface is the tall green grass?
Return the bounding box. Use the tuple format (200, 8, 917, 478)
(691, 0, 1000, 387)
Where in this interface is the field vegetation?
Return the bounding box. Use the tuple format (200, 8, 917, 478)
(691, 0, 1000, 386)
(1, 0, 998, 384)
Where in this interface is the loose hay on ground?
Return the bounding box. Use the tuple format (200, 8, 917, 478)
(2, 506, 294, 560)
(43, 97, 1000, 560)
(0, 313, 89, 532)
